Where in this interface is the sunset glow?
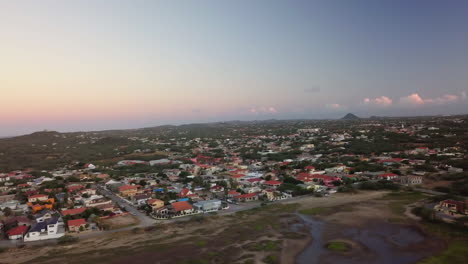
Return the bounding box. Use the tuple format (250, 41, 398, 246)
(1, 1, 467, 136)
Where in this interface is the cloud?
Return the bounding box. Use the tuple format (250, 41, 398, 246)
(400, 93, 425, 105)
(249, 106, 278, 114)
(400, 93, 461, 106)
(326, 103, 341, 110)
(461, 91, 467, 100)
(364, 96, 392, 106)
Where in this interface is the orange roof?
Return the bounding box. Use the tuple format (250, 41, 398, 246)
(61, 207, 87, 216)
(171, 201, 193, 212)
(119, 185, 138, 192)
(148, 199, 163, 205)
(68, 218, 86, 227)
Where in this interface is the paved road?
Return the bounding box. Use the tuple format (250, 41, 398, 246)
(97, 186, 156, 226)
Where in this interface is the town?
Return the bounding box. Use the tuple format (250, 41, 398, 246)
(0, 115, 466, 251)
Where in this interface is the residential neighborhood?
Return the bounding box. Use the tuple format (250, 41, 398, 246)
(1, 116, 466, 249)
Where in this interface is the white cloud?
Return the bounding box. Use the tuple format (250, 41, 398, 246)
(248, 106, 278, 114)
(326, 103, 341, 110)
(400, 93, 461, 106)
(364, 96, 392, 106)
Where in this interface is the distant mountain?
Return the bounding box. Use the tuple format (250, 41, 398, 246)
(341, 113, 360, 120)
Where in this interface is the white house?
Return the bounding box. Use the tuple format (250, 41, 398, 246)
(24, 217, 65, 242)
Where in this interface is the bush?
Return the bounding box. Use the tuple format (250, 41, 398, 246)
(358, 180, 400, 191)
(57, 235, 79, 244)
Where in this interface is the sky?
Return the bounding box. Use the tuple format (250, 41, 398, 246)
(1, 0, 468, 136)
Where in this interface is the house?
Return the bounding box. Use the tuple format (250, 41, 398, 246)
(436, 200, 468, 215)
(234, 193, 259, 202)
(28, 194, 48, 203)
(178, 188, 192, 198)
(193, 199, 222, 213)
(3, 216, 32, 230)
(6, 225, 29, 240)
(377, 173, 399, 181)
(84, 163, 96, 170)
(210, 185, 224, 193)
(400, 176, 423, 185)
(227, 190, 241, 198)
(263, 190, 292, 201)
(82, 195, 112, 207)
(147, 199, 164, 210)
(170, 201, 194, 215)
(67, 218, 87, 232)
(263, 180, 282, 189)
(34, 210, 54, 223)
(67, 185, 86, 193)
(24, 217, 65, 242)
(134, 194, 151, 206)
(118, 185, 139, 197)
(61, 207, 87, 217)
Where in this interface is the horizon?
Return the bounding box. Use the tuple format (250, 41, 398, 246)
(4, 112, 468, 138)
(2, 1, 468, 136)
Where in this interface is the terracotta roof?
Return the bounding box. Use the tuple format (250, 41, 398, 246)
(6, 225, 29, 236)
(68, 218, 86, 227)
(119, 185, 138, 192)
(148, 199, 164, 205)
(235, 193, 258, 199)
(264, 180, 282, 185)
(61, 207, 87, 216)
(171, 201, 193, 212)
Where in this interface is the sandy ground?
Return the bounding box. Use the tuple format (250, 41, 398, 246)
(100, 215, 139, 229)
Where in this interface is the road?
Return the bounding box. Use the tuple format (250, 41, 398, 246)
(97, 186, 156, 226)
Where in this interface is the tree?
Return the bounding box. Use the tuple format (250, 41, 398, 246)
(3, 207, 12, 217)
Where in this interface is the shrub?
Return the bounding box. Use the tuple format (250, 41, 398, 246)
(57, 235, 79, 244)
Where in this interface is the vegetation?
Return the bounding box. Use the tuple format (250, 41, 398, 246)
(326, 241, 350, 252)
(57, 235, 79, 244)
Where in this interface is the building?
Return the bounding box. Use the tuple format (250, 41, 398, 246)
(263, 180, 282, 189)
(28, 194, 48, 203)
(24, 217, 65, 242)
(377, 173, 399, 181)
(400, 176, 423, 185)
(118, 185, 139, 197)
(6, 225, 29, 240)
(193, 199, 222, 212)
(170, 201, 194, 216)
(436, 200, 468, 215)
(147, 199, 164, 210)
(61, 207, 87, 217)
(234, 193, 259, 202)
(67, 218, 87, 232)
(34, 210, 54, 223)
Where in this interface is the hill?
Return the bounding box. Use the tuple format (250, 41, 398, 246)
(341, 113, 360, 120)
